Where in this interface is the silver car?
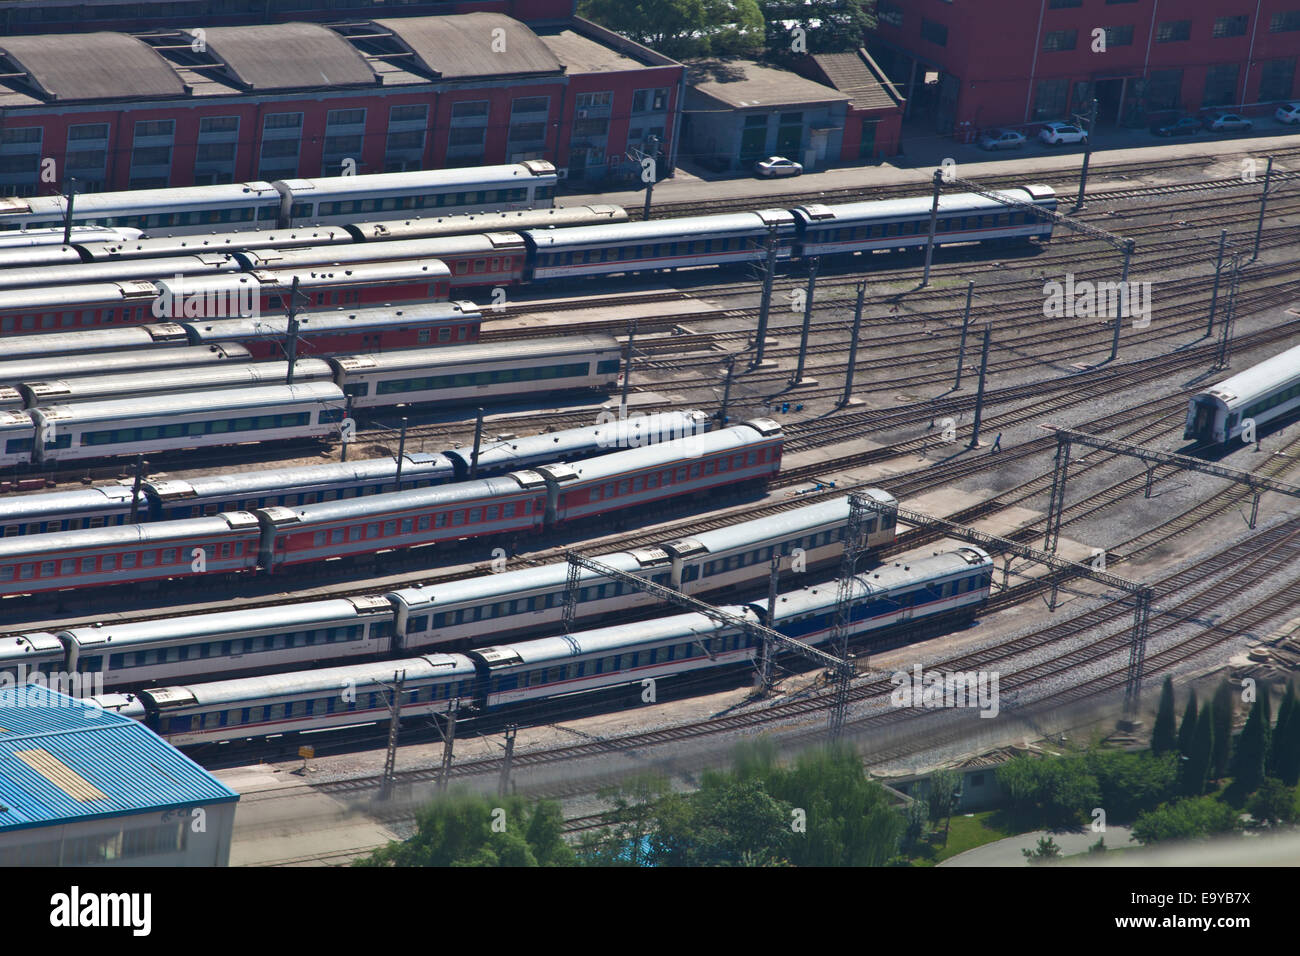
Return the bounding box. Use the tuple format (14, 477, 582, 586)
(1275, 102, 1300, 124)
(1202, 111, 1253, 132)
(754, 156, 803, 178)
(978, 128, 1027, 150)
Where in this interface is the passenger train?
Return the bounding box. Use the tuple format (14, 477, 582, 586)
(1185, 341, 1300, 444)
(0, 303, 482, 363)
(0, 412, 711, 535)
(0, 336, 621, 467)
(87, 546, 992, 746)
(0, 420, 781, 597)
(3, 495, 897, 689)
(0, 163, 558, 235)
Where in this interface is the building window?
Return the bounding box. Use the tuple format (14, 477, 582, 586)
(199, 116, 239, 134)
(508, 122, 546, 143)
(390, 104, 427, 124)
(1203, 63, 1240, 106)
(1156, 20, 1191, 42)
(327, 109, 365, 127)
(386, 129, 425, 152)
(134, 120, 174, 139)
(1049, 0, 1081, 7)
(1259, 57, 1297, 101)
(511, 96, 549, 116)
(1032, 78, 1069, 120)
(1270, 11, 1300, 32)
(68, 124, 108, 141)
(66, 149, 106, 170)
(632, 88, 670, 113)
(448, 126, 486, 147)
(260, 112, 303, 178)
(744, 113, 768, 127)
(1043, 29, 1077, 51)
(920, 18, 948, 46)
(264, 112, 303, 131)
(0, 154, 38, 174)
(1145, 69, 1183, 110)
(131, 146, 171, 167)
(1103, 25, 1134, 46)
(452, 100, 489, 119)
(1, 127, 40, 145)
(1212, 15, 1249, 38)
(572, 118, 609, 138)
(576, 91, 612, 110)
(196, 142, 235, 162)
(877, 0, 903, 26)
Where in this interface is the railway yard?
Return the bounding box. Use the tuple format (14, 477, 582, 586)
(3, 134, 1300, 868)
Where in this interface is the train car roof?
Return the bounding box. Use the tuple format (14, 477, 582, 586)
(272, 473, 528, 526)
(1196, 341, 1300, 410)
(523, 209, 797, 249)
(180, 301, 479, 342)
(768, 547, 993, 616)
(31, 380, 343, 425)
(155, 258, 451, 296)
(2, 182, 279, 218)
(348, 204, 627, 241)
(0, 512, 261, 560)
(446, 411, 711, 472)
(0, 410, 33, 431)
(0, 344, 252, 386)
(83, 225, 354, 259)
(0, 484, 138, 521)
(667, 494, 891, 556)
(0, 246, 84, 268)
(0, 632, 65, 663)
(277, 163, 555, 199)
(0, 226, 141, 247)
(331, 334, 619, 374)
(0, 323, 187, 359)
(0, 254, 239, 290)
(0, 279, 159, 308)
(473, 607, 755, 668)
(241, 233, 524, 269)
(21, 359, 334, 406)
(60, 596, 392, 651)
(142, 452, 454, 502)
(538, 423, 776, 484)
(145, 652, 475, 709)
(387, 548, 660, 612)
(793, 188, 1054, 227)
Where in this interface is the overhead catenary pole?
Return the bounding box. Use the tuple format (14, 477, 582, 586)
(641, 135, 659, 221)
(378, 669, 407, 801)
(1207, 229, 1228, 336)
(1073, 98, 1098, 211)
(791, 257, 819, 387)
(469, 407, 485, 479)
(394, 416, 408, 487)
(1251, 154, 1273, 262)
(921, 167, 943, 286)
(619, 315, 637, 411)
(839, 282, 865, 407)
(438, 698, 459, 792)
(752, 224, 779, 367)
(284, 275, 302, 384)
(61, 177, 77, 246)
(498, 724, 517, 797)
(719, 354, 736, 424)
(128, 455, 146, 524)
(954, 280, 973, 390)
(340, 394, 353, 462)
(1107, 238, 1135, 363)
(758, 551, 780, 693)
(968, 324, 991, 449)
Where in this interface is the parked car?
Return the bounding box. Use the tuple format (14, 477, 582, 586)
(1201, 112, 1253, 132)
(1149, 115, 1202, 137)
(978, 128, 1027, 151)
(1275, 102, 1300, 124)
(754, 156, 803, 178)
(1038, 121, 1088, 146)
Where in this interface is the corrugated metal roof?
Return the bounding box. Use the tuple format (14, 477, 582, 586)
(686, 57, 847, 109)
(189, 23, 378, 92)
(0, 685, 237, 832)
(810, 50, 904, 112)
(373, 13, 563, 79)
(0, 32, 186, 102)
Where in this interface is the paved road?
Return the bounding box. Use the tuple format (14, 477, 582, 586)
(940, 824, 1136, 866)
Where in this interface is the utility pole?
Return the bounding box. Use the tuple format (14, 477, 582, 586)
(954, 280, 973, 390)
(128, 455, 146, 524)
(1251, 154, 1273, 262)
(839, 282, 865, 407)
(61, 177, 77, 246)
(968, 324, 991, 449)
(753, 225, 779, 368)
(1214, 252, 1242, 370)
(719, 354, 736, 424)
(394, 416, 408, 487)
(641, 135, 660, 221)
(469, 407, 485, 479)
(1107, 238, 1135, 363)
(498, 724, 517, 797)
(284, 275, 303, 384)
(619, 315, 637, 412)
(757, 551, 780, 694)
(1207, 229, 1228, 336)
(340, 394, 353, 462)
(378, 669, 406, 802)
(1073, 98, 1098, 211)
(921, 167, 943, 286)
(438, 698, 460, 792)
(790, 257, 818, 387)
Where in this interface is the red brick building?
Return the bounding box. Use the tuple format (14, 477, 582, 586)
(868, 0, 1300, 134)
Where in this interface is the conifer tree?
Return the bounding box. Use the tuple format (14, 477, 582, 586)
(1151, 676, 1177, 756)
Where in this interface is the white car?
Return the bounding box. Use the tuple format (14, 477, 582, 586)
(977, 128, 1027, 150)
(1275, 102, 1300, 124)
(1202, 111, 1253, 132)
(1038, 121, 1088, 146)
(754, 156, 803, 178)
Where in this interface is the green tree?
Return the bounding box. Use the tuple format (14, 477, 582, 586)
(579, 0, 764, 59)
(758, 0, 875, 58)
(1211, 680, 1234, 781)
(1085, 748, 1178, 822)
(1247, 778, 1296, 826)
(356, 792, 575, 867)
(1151, 676, 1178, 756)
(1132, 796, 1239, 844)
(1021, 835, 1061, 864)
(1271, 684, 1300, 786)
(1182, 704, 1215, 796)
(926, 769, 960, 845)
(1232, 692, 1270, 792)
(1089, 835, 1107, 854)
(995, 755, 1099, 828)
(576, 773, 673, 866)
(901, 797, 929, 854)
(1176, 689, 1198, 759)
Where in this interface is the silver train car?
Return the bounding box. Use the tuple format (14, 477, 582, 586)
(0, 343, 253, 389)
(1185, 341, 1300, 444)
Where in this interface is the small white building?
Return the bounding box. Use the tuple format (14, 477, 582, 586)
(0, 684, 238, 865)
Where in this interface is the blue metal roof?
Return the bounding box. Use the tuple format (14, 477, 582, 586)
(0, 684, 237, 832)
